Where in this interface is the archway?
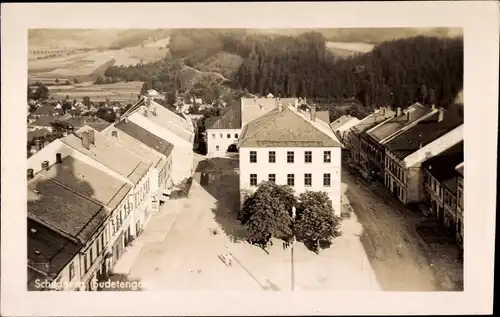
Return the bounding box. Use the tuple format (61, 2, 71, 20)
(227, 143, 239, 153)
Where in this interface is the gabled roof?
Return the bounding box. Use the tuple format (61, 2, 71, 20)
(114, 120, 174, 158)
(385, 109, 464, 160)
(62, 126, 151, 184)
(241, 97, 298, 126)
(205, 104, 242, 129)
(330, 115, 355, 131)
(30, 115, 59, 127)
(239, 105, 342, 148)
(316, 110, 330, 124)
(351, 108, 396, 134)
(422, 141, 464, 193)
(33, 105, 63, 116)
(367, 103, 435, 143)
(27, 219, 81, 288)
(28, 172, 106, 244)
(67, 116, 110, 132)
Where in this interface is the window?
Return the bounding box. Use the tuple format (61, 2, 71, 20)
(323, 151, 331, 163)
(69, 263, 75, 281)
(287, 174, 295, 186)
(268, 151, 276, 163)
(250, 174, 258, 186)
(212, 133, 216, 138)
(83, 254, 88, 273)
(101, 234, 105, 251)
(304, 151, 312, 163)
(89, 246, 94, 264)
(268, 174, 276, 183)
(216, 145, 220, 151)
(227, 133, 231, 139)
(235, 133, 239, 138)
(250, 151, 257, 163)
(304, 173, 312, 186)
(96, 237, 101, 255)
(287, 151, 294, 163)
(323, 173, 331, 187)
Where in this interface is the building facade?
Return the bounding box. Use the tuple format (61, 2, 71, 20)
(239, 104, 343, 216)
(205, 104, 242, 156)
(383, 109, 464, 205)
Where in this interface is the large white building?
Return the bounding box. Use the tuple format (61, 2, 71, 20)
(205, 104, 242, 156)
(238, 103, 343, 216)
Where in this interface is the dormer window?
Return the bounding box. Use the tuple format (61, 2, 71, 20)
(30, 228, 37, 234)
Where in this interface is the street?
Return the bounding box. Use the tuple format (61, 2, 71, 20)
(105, 155, 462, 291)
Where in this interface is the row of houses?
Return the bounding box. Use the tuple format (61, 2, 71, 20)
(27, 96, 196, 291)
(331, 103, 464, 247)
(205, 95, 343, 217)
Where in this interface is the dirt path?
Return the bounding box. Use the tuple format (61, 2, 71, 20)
(342, 170, 463, 291)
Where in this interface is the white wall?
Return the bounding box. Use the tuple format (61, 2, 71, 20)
(206, 128, 241, 156)
(239, 147, 342, 216)
(129, 112, 194, 184)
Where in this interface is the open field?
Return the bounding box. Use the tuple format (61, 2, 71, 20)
(193, 51, 244, 79)
(28, 46, 168, 82)
(326, 41, 375, 57)
(42, 81, 143, 102)
(144, 37, 171, 48)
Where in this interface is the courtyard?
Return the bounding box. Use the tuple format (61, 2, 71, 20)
(105, 154, 462, 291)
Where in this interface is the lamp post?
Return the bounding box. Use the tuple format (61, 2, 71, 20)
(291, 205, 296, 292)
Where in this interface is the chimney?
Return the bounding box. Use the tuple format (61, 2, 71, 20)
(397, 107, 401, 117)
(419, 142, 423, 149)
(88, 129, 95, 145)
(41, 160, 49, 171)
(310, 105, 316, 121)
(431, 104, 436, 111)
(112, 130, 118, 138)
(27, 169, 34, 180)
(152, 107, 157, 116)
(82, 131, 90, 150)
(438, 108, 444, 122)
(143, 109, 148, 117)
(56, 153, 62, 164)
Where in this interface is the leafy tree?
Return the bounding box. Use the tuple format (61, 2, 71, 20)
(27, 85, 33, 100)
(239, 181, 296, 247)
(94, 76, 105, 85)
(50, 120, 70, 138)
(294, 191, 342, 253)
(73, 78, 79, 84)
(65, 80, 71, 85)
(55, 77, 60, 84)
(32, 84, 50, 101)
(83, 96, 91, 109)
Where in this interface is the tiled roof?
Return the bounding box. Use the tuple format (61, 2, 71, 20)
(329, 115, 354, 131)
(367, 104, 434, 143)
(205, 104, 242, 129)
(28, 128, 53, 143)
(385, 109, 464, 160)
(114, 120, 174, 158)
(316, 110, 330, 124)
(62, 126, 151, 184)
(67, 117, 110, 132)
(34, 105, 63, 116)
(351, 108, 396, 134)
(241, 97, 297, 126)
(28, 173, 107, 244)
(239, 105, 342, 148)
(422, 141, 464, 193)
(204, 116, 219, 129)
(27, 219, 81, 286)
(39, 155, 132, 211)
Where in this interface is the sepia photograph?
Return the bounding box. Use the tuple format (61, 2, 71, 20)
(1, 2, 498, 316)
(26, 26, 465, 292)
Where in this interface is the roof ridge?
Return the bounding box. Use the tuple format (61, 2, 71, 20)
(240, 108, 287, 144)
(289, 109, 342, 146)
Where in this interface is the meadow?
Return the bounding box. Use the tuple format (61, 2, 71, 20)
(44, 81, 143, 103)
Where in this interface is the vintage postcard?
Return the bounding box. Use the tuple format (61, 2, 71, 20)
(1, 1, 498, 316)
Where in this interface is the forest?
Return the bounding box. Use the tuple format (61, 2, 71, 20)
(102, 30, 463, 110)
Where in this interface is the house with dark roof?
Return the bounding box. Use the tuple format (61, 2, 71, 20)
(205, 103, 242, 156)
(359, 103, 437, 181)
(238, 103, 343, 216)
(329, 115, 361, 145)
(422, 142, 464, 241)
(27, 153, 134, 291)
(343, 107, 395, 167)
(103, 119, 175, 214)
(383, 107, 464, 205)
